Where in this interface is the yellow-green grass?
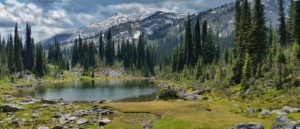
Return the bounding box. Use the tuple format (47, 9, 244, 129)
(100, 100, 289, 129)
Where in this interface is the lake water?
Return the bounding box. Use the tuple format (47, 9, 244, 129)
(18, 79, 159, 102)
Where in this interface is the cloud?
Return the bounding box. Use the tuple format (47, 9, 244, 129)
(0, 0, 235, 42)
(0, 0, 74, 41)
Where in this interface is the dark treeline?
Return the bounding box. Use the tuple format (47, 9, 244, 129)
(0, 23, 48, 78)
(171, 15, 221, 72)
(0, 23, 71, 78)
(159, 0, 300, 90)
(71, 29, 155, 76)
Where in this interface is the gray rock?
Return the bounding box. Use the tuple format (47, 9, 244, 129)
(52, 125, 63, 129)
(271, 110, 287, 115)
(37, 126, 50, 129)
(281, 106, 300, 113)
(0, 121, 3, 124)
(43, 104, 49, 107)
(76, 118, 89, 125)
(59, 114, 71, 125)
(230, 122, 264, 129)
(271, 115, 300, 129)
(32, 113, 39, 118)
(99, 118, 111, 126)
(260, 109, 271, 115)
(53, 112, 62, 118)
(232, 104, 240, 107)
(0, 104, 24, 112)
(248, 107, 255, 114)
(68, 116, 77, 121)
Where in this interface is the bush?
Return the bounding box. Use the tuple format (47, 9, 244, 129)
(158, 88, 179, 100)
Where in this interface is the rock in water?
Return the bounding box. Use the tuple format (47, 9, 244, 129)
(230, 122, 264, 129)
(99, 118, 111, 126)
(77, 118, 89, 125)
(0, 104, 24, 112)
(271, 115, 300, 129)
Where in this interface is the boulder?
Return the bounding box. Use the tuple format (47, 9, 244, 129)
(32, 113, 39, 118)
(248, 107, 255, 114)
(271, 115, 300, 129)
(260, 109, 271, 115)
(281, 106, 300, 113)
(99, 118, 111, 126)
(271, 110, 287, 115)
(59, 114, 71, 125)
(52, 125, 63, 129)
(37, 126, 50, 129)
(1, 104, 24, 112)
(76, 118, 89, 125)
(230, 122, 264, 129)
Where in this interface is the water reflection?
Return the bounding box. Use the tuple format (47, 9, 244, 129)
(18, 79, 158, 102)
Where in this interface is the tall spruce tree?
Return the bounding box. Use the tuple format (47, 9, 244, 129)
(184, 14, 193, 65)
(71, 39, 78, 66)
(7, 34, 14, 73)
(287, 0, 296, 44)
(278, 0, 287, 46)
(14, 23, 23, 72)
(25, 23, 34, 70)
(194, 17, 201, 63)
(105, 29, 113, 65)
(99, 32, 104, 61)
(35, 44, 45, 77)
(137, 33, 145, 69)
(249, 0, 267, 65)
(295, 0, 300, 45)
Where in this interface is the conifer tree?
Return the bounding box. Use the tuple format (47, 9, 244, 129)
(71, 39, 78, 66)
(278, 0, 287, 46)
(7, 34, 14, 73)
(194, 17, 201, 63)
(35, 44, 45, 77)
(224, 40, 229, 63)
(131, 39, 137, 66)
(249, 0, 267, 65)
(14, 23, 23, 72)
(137, 33, 145, 69)
(241, 53, 252, 89)
(99, 32, 104, 61)
(287, 0, 296, 44)
(105, 29, 113, 65)
(268, 20, 273, 46)
(25, 23, 34, 70)
(184, 14, 193, 65)
(295, 0, 300, 45)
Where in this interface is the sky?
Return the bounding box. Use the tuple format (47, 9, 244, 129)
(0, 0, 235, 42)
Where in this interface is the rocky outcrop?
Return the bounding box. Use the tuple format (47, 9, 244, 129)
(260, 109, 271, 115)
(271, 115, 300, 129)
(76, 118, 89, 125)
(230, 122, 264, 129)
(99, 118, 111, 126)
(0, 104, 24, 112)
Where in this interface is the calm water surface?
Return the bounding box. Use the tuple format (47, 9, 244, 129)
(18, 79, 158, 102)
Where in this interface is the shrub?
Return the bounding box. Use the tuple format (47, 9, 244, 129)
(158, 88, 179, 100)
